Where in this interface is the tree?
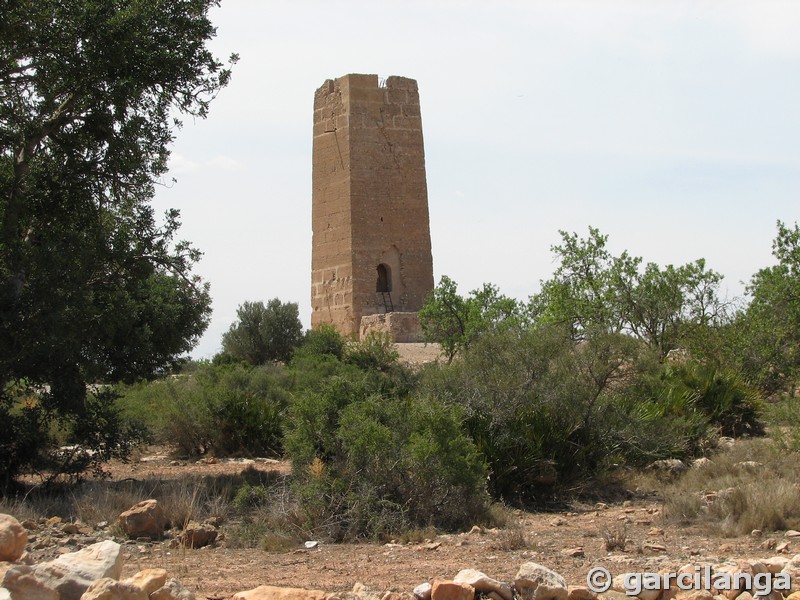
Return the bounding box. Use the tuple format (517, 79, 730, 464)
(737, 221, 800, 393)
(0, 0, 235, 482)
(222, 299, 304, 365)
(530, 227, 725, 356)
(418, 275, 525, 362)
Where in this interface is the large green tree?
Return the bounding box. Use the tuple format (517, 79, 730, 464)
(0, 0, 235, 481)
(222, 299, 304, 365)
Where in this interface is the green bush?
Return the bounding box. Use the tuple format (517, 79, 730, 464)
(285, 371, 488, 540)
(118, 363, 289, 457)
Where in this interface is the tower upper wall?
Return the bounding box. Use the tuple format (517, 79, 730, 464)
(311, 74, 434, 337)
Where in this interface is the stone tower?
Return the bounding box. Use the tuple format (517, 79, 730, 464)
(311, 74, 434, 339)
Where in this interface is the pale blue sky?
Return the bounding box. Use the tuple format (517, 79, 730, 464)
(152, 1, 800, 359)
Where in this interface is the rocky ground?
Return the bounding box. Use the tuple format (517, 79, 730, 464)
(6, 451, 799, 599)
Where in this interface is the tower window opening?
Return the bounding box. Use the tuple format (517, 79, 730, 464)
(376, 264, 391, 293)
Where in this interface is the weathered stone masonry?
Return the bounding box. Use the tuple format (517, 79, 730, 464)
(311, 74, 434, 338)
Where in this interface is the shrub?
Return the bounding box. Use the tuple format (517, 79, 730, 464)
(118, 363, 289, 457)
(285, 371, 489, 540)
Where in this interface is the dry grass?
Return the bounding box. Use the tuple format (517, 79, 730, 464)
(601, 524, 627, 551)
(661, 438, 800, 536)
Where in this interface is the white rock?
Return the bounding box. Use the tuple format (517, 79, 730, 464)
(515, 562, 567, 600)
(0, 587, 9, 600)
(80, 577, 147, 600)
(1, 565, 59, 600)
(30, 540, 123, 600)
(414, 583, 433, 600)
(453, 569, 512, 600)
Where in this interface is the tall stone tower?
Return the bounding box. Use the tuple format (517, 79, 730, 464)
(311, 74, 434, 339)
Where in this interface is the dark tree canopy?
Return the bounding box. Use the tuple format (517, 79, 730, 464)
(1, 1, 234, 410)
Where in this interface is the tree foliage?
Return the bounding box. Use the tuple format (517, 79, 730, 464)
(530, 227, 725, 356)
(736, 221, 800, 393)
(0, 0, 235, 483)
(418, 275, 525, 361)
(222, 299, 304, 365)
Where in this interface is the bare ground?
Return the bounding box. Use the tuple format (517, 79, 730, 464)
(96, 452, 780, 599)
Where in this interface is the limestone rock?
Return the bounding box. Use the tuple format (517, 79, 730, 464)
(232, 585, 329, 600)
(177, 521, 217, 548)
(32, 540, 123, 600)
(1, 565, 59, 600)
(515, 562, 567, 600)
(79, 577, 147, 600)
(762, 557, 788, 574)
(0, 515, 27, 562)
(414, 583, 433, 600)
(150, 578, 196, 600)
(453, 569, 512, 600)
(781, 554, 800, 593)
(118, 500, 167, 539)
(122, 568, 167, 595)
(431, 581, 474, 600)
(0, 587, 9, 600)
(692, 458, 713, 469)
(568, 586, 597, 600)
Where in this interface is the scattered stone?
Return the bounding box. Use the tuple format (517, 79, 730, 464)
(25, 540, 123, 600)
(304, 541, 319, 549)
(45, 517, 62, 528)
(468, 526, 483, 535)
(786, 531, 800, 538)
(781, 554, 800, 593)
(692, 457, 713, 469)
(177, 522, 217, 549)
(80, 577, 147, 600)
(718, 437, 735, 448)
(21, 520, 38, 531)
(762, 556, 788, 574)
(561, 547, 585, 558)
(118, 500, 167, 539)
(453, 569, 512, 600)
(550, 517, 567, 527)
(751, 530, 763, 537)
(414, 582, 432, 600)
(420, 542, 441, 551)
(232, 586, 328, 600)
(123, 568, 168, 595)
(648, 528, 665, 536)
(643, 543, 667, 553)
(568, 586, 597, 600)
(150, 578, 196, 600)
(431, 580, 475, 600)
(760, 539, 777, 551)
(2, 564, 60, 600)
(515, 562, 567, 600)
(0, 514, 27, 562)
(776, 542, 791, 554)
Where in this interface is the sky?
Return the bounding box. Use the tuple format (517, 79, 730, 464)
(151, 0, 800, 359)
